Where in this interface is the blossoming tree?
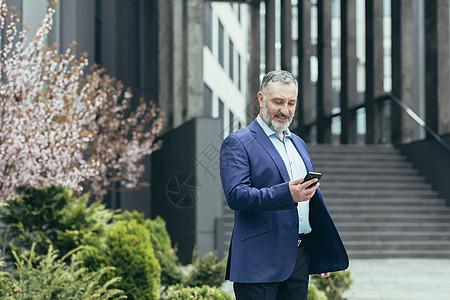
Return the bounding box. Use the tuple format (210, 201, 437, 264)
(0, 1, 164, 201)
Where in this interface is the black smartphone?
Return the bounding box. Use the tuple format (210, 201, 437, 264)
(304, 172, 322, 188)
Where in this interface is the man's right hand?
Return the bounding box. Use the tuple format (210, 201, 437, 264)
(289, 177, 320, 203)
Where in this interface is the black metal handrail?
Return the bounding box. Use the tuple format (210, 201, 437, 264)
(376, 93, 450, 154)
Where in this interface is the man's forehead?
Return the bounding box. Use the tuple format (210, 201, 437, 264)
(265, 81, 298, 94)
(266, 81, 297, 89)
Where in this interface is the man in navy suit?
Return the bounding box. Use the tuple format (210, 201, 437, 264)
(220, 70, 348, 299)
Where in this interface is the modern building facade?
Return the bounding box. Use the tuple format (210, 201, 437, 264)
(203, 2, 249, 136)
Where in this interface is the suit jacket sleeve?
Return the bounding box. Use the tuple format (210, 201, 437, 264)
(220, 134, 296, 212)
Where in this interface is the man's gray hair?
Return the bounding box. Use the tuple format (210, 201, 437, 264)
(260, 70, 298, 96)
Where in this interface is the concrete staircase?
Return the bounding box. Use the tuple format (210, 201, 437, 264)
(221, 144, 450, 259)
(308, 144, 450, 259)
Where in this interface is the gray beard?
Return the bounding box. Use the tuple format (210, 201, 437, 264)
(261, 100, 294, 133)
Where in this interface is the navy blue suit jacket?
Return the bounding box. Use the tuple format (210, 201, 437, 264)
(220, 119, 349, 283)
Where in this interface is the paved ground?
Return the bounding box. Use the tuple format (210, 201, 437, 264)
(222, 259, 450, 299)
(344, 259, 450, 300)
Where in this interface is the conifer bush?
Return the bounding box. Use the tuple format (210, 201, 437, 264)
(115, 211, 184, 286)
(81, 219, 161, 300)
(0, 244, 125, 299)
(0, 186, 115, 262)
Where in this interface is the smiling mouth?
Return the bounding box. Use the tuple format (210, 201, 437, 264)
(275, 115, 289, 121)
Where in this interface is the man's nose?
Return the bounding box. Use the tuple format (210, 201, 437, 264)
(280, 105, 289, 115)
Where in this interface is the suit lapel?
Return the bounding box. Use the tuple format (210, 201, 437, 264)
(249, 120, 291, 182)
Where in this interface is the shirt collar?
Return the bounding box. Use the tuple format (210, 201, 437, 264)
(256, 115, 292, 140)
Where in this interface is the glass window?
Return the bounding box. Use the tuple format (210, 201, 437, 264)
(229, 38, 234, 81)
(219, 21, 224, 67)
(238, 53, 242, 91)
(229, 111, 234, 133)
(219, 99, 224, 120)
(204, 3, 213, 51)
(203, 83, 213, 116)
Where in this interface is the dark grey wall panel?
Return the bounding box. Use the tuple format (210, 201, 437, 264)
(399, 135, 450, 205)
(151, 119, 197, 261)
(151, 118, 223, 261)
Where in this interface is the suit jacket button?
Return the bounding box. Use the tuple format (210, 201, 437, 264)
(293, 222, 298, 227)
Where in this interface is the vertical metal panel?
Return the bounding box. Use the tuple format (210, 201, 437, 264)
(265, 0, 275, 71)
(365, 0, 384, 144)
(248, 0, 261, 123)
(437, 0, 450, 135)
(172, 0, 184, 128)
(280, 0, 292, 72)
(426, 0, 450, 135)
(100, 0, 117, 75)
(424, 0, 438, 136)
(77, 0, 95, 61)
(158, 0, 173, 129)
(340, 0, 358, 144)
(185, 0, 204, 120)
(296, 0, 312, 139)
(317, 0, 332, 143)
(139, 0, 158, 103)
(391, 0, 414, 144)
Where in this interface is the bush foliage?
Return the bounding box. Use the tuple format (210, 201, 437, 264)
(185, 250, 227, 288)
(115, 211, 184, 286)
(0, 244, 125, 299)
(308, 284, 328, 300)
(0, 186, 115, 261)
(80, 219, 161, 300)
(165, 284, 232, 300)
(311, 270, 353, 300)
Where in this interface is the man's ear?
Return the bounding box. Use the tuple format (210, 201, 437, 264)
(257, 91, 264, 108)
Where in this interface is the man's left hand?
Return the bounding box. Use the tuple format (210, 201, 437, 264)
(318, 272, 330, 278)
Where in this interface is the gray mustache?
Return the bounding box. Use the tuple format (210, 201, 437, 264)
(275, 113, 290, 119)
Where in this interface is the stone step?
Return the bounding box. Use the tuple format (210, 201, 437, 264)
(314, 160, 413, 168)
(307, 145, 401, 154)
(319, 174, 426, 183)
(344, 240, 450, 251)
(331, 214, 450, 222)
(325, 198, 446, 206)
(321, 189, 439, 197)
(339, 231, 450, 241)
(347, 250, 450, 259)
(320, 182, 432, 189)
(309, 153, 408, 161)
(334, 223, 450, 231)
(316, 167, 419, 175)
(328, 206, 450, 214)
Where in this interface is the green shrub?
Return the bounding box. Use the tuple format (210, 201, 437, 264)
(165, 284, 232, 300)
(116, 211, 184, 286)
(308, 284, 327, 300)
(311, 270, 353, 300)
(0, 244, 125, 299)
(81, 219, 161, 300)
(0, 259, 12, 296)
(0, 186, 115, 262)
(185, 250, 227, 288)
